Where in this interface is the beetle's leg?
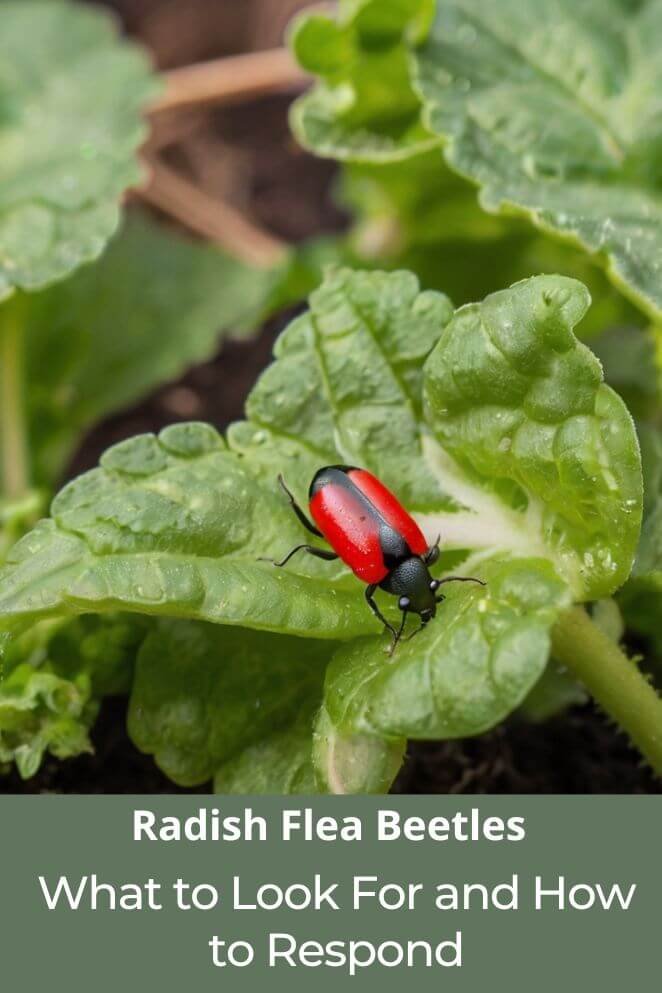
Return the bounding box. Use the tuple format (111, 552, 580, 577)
(435, 593, 446, 605)
(404, 617, 427, 643)
(436, 574, 486, 588)
(387, 608, 409, 656)
(278, 474, 322, 537)
(423, 535, 441, 565)
(260, 544, 339, 568)
(365, 584, 398, 642)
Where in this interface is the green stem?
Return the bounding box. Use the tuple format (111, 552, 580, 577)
(1, 306, 29, 501)
(552, 606, 662, 775)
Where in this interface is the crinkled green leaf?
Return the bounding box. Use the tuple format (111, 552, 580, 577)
(323, 556, 569, 741)
(290, 0, 437, 162)
(129, 619, 331, 788)
(413, 0, 662, 322)
(0, 611, 150, 778)
(6, 212, 281, 489)
(0, 0, 157, 299)
(237, 267, 454, 511)
(313, 704, 405, 794)
(423, 275, 642, 599)
(0, 663, 95, 778)
(0, 427, 369, 640)
(340, 151, 644, 335)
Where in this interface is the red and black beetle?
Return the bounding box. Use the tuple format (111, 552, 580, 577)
(266, 465, 485, 651)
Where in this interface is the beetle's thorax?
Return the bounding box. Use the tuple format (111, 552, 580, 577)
(380, 556, 437, 618)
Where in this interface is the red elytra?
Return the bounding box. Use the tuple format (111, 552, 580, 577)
(309, 467, 427, 583)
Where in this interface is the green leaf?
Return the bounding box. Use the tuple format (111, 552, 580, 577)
(413, 0, 662, 322)
(214, 701, 406, 795)
(324, 556, 569, 740)
(0, 663, 95, 778)
(48, 612, 150, 697)
(518, 659, 587, 723)
(214, 707, 319, 795)
(339, 151, 644, 335)
(290, 0, 437, 162)
(238, 267, 454, 510)
(7, 212, 281, 488)
(0, 0, 157, 299)
(128, 619, 331, 788)
(423, 275, 642, 599)
(313, 704, 405, 794)
(0, 610, 151, 778)
(0, 424, 371, 640)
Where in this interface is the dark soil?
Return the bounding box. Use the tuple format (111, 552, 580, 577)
(4, 0, 659, 794)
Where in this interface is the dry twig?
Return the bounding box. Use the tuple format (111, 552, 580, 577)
(151, 47, 307, 114)
(139, 158, 289, 268)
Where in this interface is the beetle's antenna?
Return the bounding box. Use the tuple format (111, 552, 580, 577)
(437, 575, 486, 588)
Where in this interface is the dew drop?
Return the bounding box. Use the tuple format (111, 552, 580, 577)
(457, 24, 477, 45)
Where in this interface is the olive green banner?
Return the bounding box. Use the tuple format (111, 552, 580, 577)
(0, 797, 659, 990)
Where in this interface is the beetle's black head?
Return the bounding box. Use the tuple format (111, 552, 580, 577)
(385, 556, 439, 621)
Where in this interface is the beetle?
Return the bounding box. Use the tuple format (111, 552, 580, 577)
(264, 465, 485, 652)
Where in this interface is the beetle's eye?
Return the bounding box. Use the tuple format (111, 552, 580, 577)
(398, 596, 410, 610)
(430, 579, 440, 592)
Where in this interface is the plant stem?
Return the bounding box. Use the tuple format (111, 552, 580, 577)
(552, 606, 662, 774)
(0, 305, 29, 501)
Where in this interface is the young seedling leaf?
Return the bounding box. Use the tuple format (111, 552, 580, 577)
(0, 611, 151, 778)
(0, 662, 95, 779)
(0, 0, 157, 299)
(413, 0, 662, 322)
(290, 0, 438, 162)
